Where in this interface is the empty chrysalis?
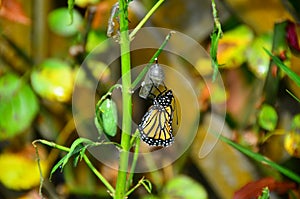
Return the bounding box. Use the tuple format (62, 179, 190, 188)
(107, 2, 120, 41)
(139, 58, 165, 99)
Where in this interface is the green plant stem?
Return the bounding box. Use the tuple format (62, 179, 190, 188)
(114, 0, 132, 198)
(286, 89, 300, 103)
(32, 140, 115, 194)
(96, 84, 122, 108)
(129, 0, 165, 39)
(32, 141, 45, 196)
(126, 130, 140, 190)
(125, 177, 151, 196)
(83, 155, 115, 196)
(210, 0, 223, 81)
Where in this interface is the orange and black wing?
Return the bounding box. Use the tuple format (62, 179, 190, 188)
(138, 104, 174, 147)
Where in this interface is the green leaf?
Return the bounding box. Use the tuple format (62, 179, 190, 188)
(258, 187, 270, 199)
(0, 73, 39, 139)
(30, 58, 74, 102)
(86, 30, 108, 52)
(264, 48, 300, 87)
(141, 195, 160, 199)
(96, 99, 118, 137)
(48, 8, 82, 36)
(247, 33, 273, 78)
(62, 138, 94, 168)
(258, 104, 278, 131)
(219, 134, 300, 183)
(291, 114, 300, 131)
(50, 138, 95, 179)
(286, 89, 300, 103)
(50, 155, 67, 180)
(162, 175, 207, 199)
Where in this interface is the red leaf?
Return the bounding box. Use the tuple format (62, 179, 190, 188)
(0, 0, 31, 25)
(234, 177, 296, 199)
(286, 21, 300, 52)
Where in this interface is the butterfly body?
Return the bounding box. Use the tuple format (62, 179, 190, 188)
(138, 90, 175, 147)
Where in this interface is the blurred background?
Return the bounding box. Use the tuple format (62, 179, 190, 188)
(0, 0, 300, 198)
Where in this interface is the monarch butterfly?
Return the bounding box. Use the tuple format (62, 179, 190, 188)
(138, 89, 175, 147)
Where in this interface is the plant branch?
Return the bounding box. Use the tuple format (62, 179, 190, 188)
(114, 0, 132, 198)
(126, 130, 140, 190)
(129, 0, 165, 39)
(210, 0, 223, 81)
(32, 140, 115, 194)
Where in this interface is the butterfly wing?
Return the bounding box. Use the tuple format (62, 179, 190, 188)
(138, 104, 174, 147)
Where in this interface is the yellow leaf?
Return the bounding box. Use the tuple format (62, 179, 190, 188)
(0, 150, 47, 190)
(217, 25, 253, 68)
(284, 131, 300, 158)
(224, 0, 293, 34)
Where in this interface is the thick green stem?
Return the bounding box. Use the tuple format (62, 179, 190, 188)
(114, 0, 132, 198)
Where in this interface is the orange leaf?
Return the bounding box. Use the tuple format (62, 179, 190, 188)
(0, 0, 31, 25)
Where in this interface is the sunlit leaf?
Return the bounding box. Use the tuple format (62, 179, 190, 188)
(0, 149, 47, 190)
(86, 30, 108, 52)
(246, 33, 272, 78)
(75, 0, 100, 8)
(30, 58, 74, 102)
(162, 175, 207, 199)
(223, 0, 292, 34)
(291, 114, 300, 131)
(284, 131, 300, 158)
(258, 104, 278, 131)
(0, 73, 39, 139)
(141, 195, 160, 199)
(48, 7, 83, 36)
(217, 25, 253, 68)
